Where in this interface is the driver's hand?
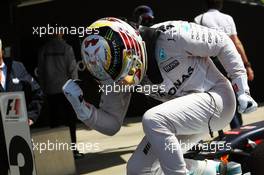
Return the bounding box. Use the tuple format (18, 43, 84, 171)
(62, 79, 92, 121)
(232, 76, 258, 114)
(237, 92, 258, 114)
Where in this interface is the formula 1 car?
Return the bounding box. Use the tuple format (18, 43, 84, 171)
(184, 120, 264, 175)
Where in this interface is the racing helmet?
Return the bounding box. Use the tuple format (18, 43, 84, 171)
(81, 17, 147, 85)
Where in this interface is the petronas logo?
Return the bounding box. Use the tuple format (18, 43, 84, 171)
(105, 30, 114, 40)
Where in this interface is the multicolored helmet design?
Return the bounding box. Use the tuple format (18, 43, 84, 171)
(81, 17, 147, 85)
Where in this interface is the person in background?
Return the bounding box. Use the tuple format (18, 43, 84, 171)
(37, 33, 83, 159)
(194, 0, 254, 129)
(0, 38, 43, 125)
(0, 38, 44, 174)
(133, 5, 155, 27)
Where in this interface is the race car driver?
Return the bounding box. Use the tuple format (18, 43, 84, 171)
(62, 17, 257, 174)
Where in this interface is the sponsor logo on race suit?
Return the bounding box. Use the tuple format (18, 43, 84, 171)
(163, 60, 180, 73)
(151, 66, 194, 99)
(159, 48, 167, 61)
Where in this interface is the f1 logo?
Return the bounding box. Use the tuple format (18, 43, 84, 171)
(6, 98, 21, 116)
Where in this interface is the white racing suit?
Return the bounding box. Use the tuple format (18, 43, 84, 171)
(63, 21, 257, 174)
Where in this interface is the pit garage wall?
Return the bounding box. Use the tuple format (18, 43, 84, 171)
(1, 0, 263, 122)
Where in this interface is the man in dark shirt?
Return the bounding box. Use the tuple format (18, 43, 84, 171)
(38, 34, 82, 159)
(0, 38, 44, 174)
